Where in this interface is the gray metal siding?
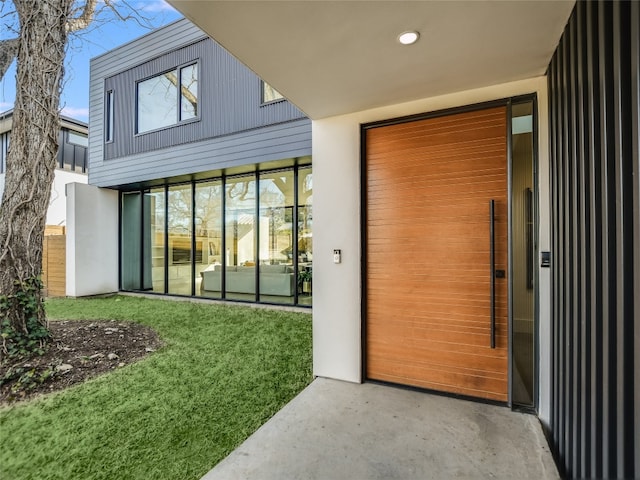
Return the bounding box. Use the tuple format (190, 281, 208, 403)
(90, 118, 311, 188)
(89, 19, 206, 179)
(547, 2, 639, 479)
(89, 18, 308, 188)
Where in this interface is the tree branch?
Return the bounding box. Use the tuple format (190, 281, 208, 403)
(0, 38, 18, 80)
(66, 0, 98, 33)
(163, 71, 198, 112)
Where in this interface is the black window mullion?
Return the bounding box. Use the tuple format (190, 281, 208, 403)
(118, 192, 122, 290)
(255, 169, 260, 302)
(191, 181, 196, 296)
(293, 163, 300, 306)
(164, 185, 169, 294)
(139, 190, 145, 291)
(221, 175, 226, 299)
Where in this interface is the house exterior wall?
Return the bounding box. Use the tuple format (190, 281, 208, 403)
(547, 1, 640, 478)
(0, 114, 88, 225)
(57, 128, 88, 174)
(90, 118, 311, 188)
(46, 169, 87, 226)
(89, 18, 309, 189)
(312, 76, 551, 418)
(81, 19, 312, 302)
(66, 182, 119, 297)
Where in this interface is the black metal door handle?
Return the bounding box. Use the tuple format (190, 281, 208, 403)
(490, 199, 496, 349)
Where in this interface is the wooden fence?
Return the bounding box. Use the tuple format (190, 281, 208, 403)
(42, 226, 66, 297)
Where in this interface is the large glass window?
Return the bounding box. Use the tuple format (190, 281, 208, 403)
(137, 73, 177, 133)
(196, 180, 223, 298)
(168, 184, 193, 295)
(259, 171, 295, 304)
(120, 165, 311, 306)
(137, 63, 199, 133)
(225, 175, 257, 301)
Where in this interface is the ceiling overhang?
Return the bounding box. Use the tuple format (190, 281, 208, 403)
(168, 1, 575, 119)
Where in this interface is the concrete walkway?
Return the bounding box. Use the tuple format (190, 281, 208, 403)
(201, 378, 559, 480)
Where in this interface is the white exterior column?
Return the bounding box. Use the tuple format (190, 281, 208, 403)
(66, 182, 119, 297)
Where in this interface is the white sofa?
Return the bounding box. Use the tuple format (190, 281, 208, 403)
(200, 264, 295, 296)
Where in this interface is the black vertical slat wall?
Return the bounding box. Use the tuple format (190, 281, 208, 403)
(547, 1, 639, 479)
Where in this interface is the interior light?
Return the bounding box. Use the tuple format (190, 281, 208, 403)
(398, 31, 419, 45)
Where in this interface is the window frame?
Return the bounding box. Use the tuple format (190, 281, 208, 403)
(134, 60, 201, 136)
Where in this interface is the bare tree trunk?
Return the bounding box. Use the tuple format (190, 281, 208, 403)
(0, 0, 72, 360)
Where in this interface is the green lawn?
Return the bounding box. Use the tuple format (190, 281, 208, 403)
(0, 295, 313, 480)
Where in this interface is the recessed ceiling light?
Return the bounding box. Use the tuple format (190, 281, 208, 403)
(398, 31, 420, 45)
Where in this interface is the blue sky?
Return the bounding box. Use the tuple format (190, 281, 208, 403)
(0, 0, 182, 122)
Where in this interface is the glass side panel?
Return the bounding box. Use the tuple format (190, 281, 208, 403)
(297, 167, 313, 306)
(143, 188, 165, 293)
(511, 100, 535, 407)
(121, 192, 142, 290)
(258, 170, 295, 305)
(225, 175, 257, 301)
(167, 184, 193, 295)
(195, 180, 223, 299)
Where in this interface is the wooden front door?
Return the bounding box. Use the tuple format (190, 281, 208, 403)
(364, 106, 508, 402)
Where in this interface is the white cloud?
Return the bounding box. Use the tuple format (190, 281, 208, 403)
(0, 102, 13, 112)
(60, 106, 89, 119)
(135, 0, 177, 13)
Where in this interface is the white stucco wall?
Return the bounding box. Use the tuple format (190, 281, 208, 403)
(66, 183, 119, 297)
(0, 170, 87, 226)
(47, 170, 88, 226)
(312, 76, 552, 426)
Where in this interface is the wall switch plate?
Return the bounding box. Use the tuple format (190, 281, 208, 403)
(333, 249, 341, 264)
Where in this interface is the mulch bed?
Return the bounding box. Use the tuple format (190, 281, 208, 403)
(0, 320, 163, 405)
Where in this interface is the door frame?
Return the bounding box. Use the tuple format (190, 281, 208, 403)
(360, 95, 539, 410)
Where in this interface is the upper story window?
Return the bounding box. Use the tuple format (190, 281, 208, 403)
(105, 90, 114, 143)
(68, 130, 88, 147)
(261, 81, 284, 104)
(136, 62, 199, 134)
(60, 128, 88, 174)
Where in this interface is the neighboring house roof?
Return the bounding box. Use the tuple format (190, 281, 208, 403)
(0, 109, 88, 135)
(0, 109, 89, 226)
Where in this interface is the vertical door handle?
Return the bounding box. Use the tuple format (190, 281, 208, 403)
(490, 199, 496, 349)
